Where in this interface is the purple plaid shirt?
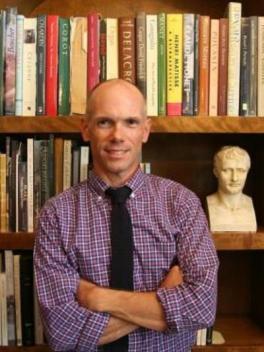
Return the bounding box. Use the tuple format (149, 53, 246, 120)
(34, 168, 219, 352)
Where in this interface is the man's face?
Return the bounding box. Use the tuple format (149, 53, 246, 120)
(214, 158, 249, 195)
(81, 82, 151, 184)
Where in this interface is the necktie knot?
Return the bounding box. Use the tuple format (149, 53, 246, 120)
(105, 186, 132, 204)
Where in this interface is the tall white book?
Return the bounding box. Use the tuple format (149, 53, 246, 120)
(258, 17, 264, 116)
(22, 18, 37, 116)
(146, 14, 158, 116)
(15, 15, 24, 116)
(106, 18, 119, 79)
(226, 2, 242, 116)
(80, 146, 90, 182)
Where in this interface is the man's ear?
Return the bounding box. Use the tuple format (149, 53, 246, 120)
(142, 117, 152, 143)
(81, 117, 90, 142)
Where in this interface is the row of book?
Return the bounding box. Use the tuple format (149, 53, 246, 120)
(0, 136, 151, 233)
(0, 2, 264, 117)
(0, 250, 44, 346)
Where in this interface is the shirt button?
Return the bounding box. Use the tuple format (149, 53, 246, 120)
(130, 192, 135, 198)
(98, 196, 102, 201)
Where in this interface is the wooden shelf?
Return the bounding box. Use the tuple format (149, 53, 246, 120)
(1, 116, 264, 134)
(212, 230, 264, 250)
(0, 347, 51, 351)
(1, 231, 264, 250)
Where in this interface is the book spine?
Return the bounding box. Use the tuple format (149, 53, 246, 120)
(0, 10, 6, 115)
(118, 17, 136, 84)
(218, 18, 228, 116)
(40, 139, 49, 206)
(249, 16, 257, 116)
(5, 250, 16, 345)
(58, 17, 70, 115)
(70, 17, 87, 114)
(15, 15, 24, 116)
(106, 18, 118, 79)
(183, 13, 195, 116)
(80, 146, 89, 182)
(166, 14, 183, 116)
(227, 2, 242, 116)
(20, 254, 35, 346)
(0, 272, 8, 346)
(209, 19, 219, 116)
(13, 254, 22, 346)
(146, 14, 158, 116)
(99, 18, 107, 82)
(87, 13, 100, 91)
(18, 160, 27, 232)
(193, 14, 200, 115)
(46, 15, 59, 116)
(136, 12, 146, 98)
(198, 15, 210, 116)
(0, 153, 7, 231)
(27, 138, 34, 232)
(33, 139, 41, 226)
(22, 18, 37, 116)
(63, 139, 72, 190)
(239, 17, 250, 116)
(4, 7, 17, 115)
(36, 15, 46, 115)
(258, 17, 264, 116)
(158, 13, 166, 116)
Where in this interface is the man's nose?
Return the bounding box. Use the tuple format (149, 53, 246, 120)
(231, 170, 238, 181)
(111, 123, 124, 141)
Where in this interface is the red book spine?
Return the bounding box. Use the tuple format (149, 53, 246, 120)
(46, 15, 59, 116)
(87, 13, 100, 92)
(218, 18, 228, 116)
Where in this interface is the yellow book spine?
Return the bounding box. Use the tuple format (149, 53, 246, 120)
(166, 14, 183, 115)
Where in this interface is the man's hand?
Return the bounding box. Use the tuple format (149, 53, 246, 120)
(159, 265, 183, 289)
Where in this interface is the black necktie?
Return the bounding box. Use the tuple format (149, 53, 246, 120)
(104, 186, 133, 351)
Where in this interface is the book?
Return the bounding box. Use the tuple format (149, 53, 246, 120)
(36, 15, 46, 115)
(15, 14, 24, 116)
(0, 10, 6, 115)
(5, 250, 16, 345)
(58, 17, 70, 115)
(27, 138, 34, 232)
(4, 7, 17, 115)
(158, 13, 166, 116)
(22, 17, 37, 116)
(136, 12, 146, 98)
(13, 254, 22, 346)
(106, 18, 118, 80)
(249, 16, 257, 116)
(258, 17, 264, 116)
(146, 14, 158, 116)
(0, 153, 7, 231)
(87, 13, 100, 91)
(209, 19, 219, 116)
(118, 17, 136, 84)
(20, 254, 34, 346)
(99, 18, 107, 82)
(46, 15, 59, 116)
(226, 2, 242, 116)
(198, 15, 210, 116)
(70, 17, 87, 114)
(239, 17, 250, 116)
(166, 14, 183, 115)
(218, 18, 228, 116)
(183, 13, 195, 116)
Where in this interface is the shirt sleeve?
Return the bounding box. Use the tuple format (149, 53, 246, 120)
(156, 192, 219, 333)
(34, 201, 109, 351)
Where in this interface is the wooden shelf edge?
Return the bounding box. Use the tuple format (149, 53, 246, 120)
(1, 229, 264, 250)
(1, 116, 264, 134)
(213, 229, 264, 250)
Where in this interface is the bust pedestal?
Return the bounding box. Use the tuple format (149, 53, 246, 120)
(206, 193, 257, 232)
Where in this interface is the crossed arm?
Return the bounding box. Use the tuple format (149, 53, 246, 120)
(76, 265, 183, 345)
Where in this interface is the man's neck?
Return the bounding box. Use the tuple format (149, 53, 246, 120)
(93, 166, 140, 188)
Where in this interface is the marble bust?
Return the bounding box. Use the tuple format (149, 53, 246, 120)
(206, 146, 257, 232)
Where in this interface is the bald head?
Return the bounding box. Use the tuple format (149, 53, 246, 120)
(87, 79, 147, 118)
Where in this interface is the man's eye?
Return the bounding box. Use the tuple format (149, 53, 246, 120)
(126, 118, 139, 126)
(97, 119, 111, 127)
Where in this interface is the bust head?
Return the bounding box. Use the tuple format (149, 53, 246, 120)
(213, 146, 250, 196)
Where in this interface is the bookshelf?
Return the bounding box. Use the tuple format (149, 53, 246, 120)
(0, 0, 264, 351)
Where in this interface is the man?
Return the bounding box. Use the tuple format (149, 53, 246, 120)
(34, 79, 219, 351)
(206, 146, 257, 232)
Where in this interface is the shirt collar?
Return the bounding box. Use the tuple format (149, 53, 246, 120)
(88, 167, 146, 197)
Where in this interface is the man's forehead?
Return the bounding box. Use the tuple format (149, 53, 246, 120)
(221, 158, 247, 168)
